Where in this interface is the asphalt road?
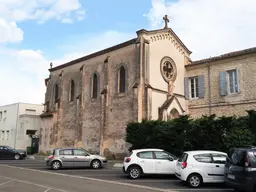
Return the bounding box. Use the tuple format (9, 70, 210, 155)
(0, 158, 234, 192)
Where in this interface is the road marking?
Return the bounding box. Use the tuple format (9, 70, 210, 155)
(0, 180, 13, 186)
(0, 165, 175, 192)
(0, 175, 68, 192)
(0, 165, 234, 192)
(44, 189, 52, 192)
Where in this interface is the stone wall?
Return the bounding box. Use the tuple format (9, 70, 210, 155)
(186, 52, 256, 118)
(40, 42, 138, 158)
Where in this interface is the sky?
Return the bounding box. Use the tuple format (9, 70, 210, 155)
(0, 0, 255, 106)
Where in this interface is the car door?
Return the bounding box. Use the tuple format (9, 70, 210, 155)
(0, 146, 5, 159)
(3, 147, 13, 159)
(211, 153, 227, 181)
(136, 151, 156, 174)
(73, 149, 90, 167)
(58, 149, 74, 168)
(154, 151, 176, 174)
(193, 153, 215, 182)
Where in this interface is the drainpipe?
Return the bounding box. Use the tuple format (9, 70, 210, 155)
(207, 61, 212, 115)
(14, 103, 20, 149)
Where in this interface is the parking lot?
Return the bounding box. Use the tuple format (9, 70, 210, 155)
(0, 157, 234, 192)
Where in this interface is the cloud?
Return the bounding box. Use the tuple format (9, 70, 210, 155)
(0, 31, 134, 106)
(145, 0, 256, 60)
(0, 0, 85, 23)
(0, 19, 23, 43)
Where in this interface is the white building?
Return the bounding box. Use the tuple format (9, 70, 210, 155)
(0, 103, 44, 150)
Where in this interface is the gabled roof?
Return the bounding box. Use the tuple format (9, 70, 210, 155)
(136, 28, 192, 54)
(187, 47, 256, 67)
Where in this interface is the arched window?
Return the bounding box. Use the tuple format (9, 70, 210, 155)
(69, 80, 75, 101)
(54, 84, 59, 103)
(92, 74, 98, 98)
(119, 66, 126, 93)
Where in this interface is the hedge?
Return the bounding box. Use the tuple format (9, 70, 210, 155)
(125, 110, 256, 156)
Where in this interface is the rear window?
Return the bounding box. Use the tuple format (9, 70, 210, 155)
(178, 153, 188, 162)
(228, 148, 246, 167)
(137, 151, 154, 159)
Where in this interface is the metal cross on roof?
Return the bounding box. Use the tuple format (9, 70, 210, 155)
(163, 14, 169, 29)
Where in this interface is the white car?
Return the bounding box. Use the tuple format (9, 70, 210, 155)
(175, 150, 227, 188)
(122, 148, 177, 179)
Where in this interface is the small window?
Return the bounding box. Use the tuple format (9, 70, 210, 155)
(154, 151, 170, 160)
(189, 77, 199, 99)
(59, 149, 73, 156)
(137, 151, 154, 159)
(211, 153, 227, 164)
(228, 69, 239, 94)
(178, 153, 188, 162)
(0, 112, 2, 120)
(193, 154, 212, 163)
(92, 74, 98, 98)
(73, 149, 88, 156)
(69, 80, 75, 101)
(54, 84, 59, 103)
(118, 66, 126, 93)
(6, 131, 9, 140)
(248, 152, 256, 167)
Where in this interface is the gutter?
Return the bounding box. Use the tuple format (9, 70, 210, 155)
(207, 62, 212, 115)
(14, 103, 20, 148)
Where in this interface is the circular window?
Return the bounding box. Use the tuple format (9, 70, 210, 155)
(160, 57, 177, 83)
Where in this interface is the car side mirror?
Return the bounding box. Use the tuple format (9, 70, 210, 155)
(168, 157, 174, 161)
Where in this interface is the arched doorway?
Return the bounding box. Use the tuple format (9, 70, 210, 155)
(168, 108, 180, 119)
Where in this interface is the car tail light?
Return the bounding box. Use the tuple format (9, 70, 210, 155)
(125, 157, 131, 163)
(48, 155, 54, 159)
(181, 162, 187, 169)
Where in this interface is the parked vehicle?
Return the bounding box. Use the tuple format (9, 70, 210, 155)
(45, 148, 108, 170)
(175, 150, 227, 188)
(0, 145, 27, 160)
(224, 146, 256, 192)
(123, 148, 178, 179)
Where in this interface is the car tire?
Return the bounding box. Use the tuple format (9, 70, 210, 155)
(128, 166, 142, 179)
(14, 154, 21, 160)
(51, 161, 61, 170)
(187, 173, 202, 188)
(91, 160, 101, 169)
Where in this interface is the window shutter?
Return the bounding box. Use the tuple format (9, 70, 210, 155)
(198, 75, 205, 98)
(184, 77, 189, 99)
(220, 71, 227, 96)
(236, 68, 240, 93)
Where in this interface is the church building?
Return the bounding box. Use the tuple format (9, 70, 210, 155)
(39, 15, 256, 157)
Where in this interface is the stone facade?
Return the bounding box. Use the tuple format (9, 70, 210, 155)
(186, 49, 256, 118)
(39, 17, 256, 157)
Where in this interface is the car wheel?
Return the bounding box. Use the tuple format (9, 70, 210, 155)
(14, 154, 21, 160)
(128, 166, 141, 179)
(51, 161, 61, 170)
(91, 160, 101, 169)
(187, 174, 202, 188)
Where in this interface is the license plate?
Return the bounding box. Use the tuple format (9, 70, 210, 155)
(227, 174, 235, 180)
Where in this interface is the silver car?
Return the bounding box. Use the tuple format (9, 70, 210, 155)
(45, 148, 108, 170)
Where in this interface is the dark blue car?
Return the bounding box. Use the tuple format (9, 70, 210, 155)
(0, 145, 27, 160)
(224, 146, 256, 192)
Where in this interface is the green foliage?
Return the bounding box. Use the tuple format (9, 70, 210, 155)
(126, 110, 256, 156)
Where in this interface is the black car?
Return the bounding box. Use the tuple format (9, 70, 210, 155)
(224, 146, 256, 192)
(0, 146, 27, 160)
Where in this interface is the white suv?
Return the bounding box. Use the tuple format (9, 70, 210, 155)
(123, 148, 177, 179)
(175, 150, 227, 188)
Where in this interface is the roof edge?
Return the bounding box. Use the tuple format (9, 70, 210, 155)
(187, 47, 256, 67)
(49, 38, 137, 72)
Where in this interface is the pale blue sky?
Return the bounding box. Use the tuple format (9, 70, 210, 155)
(0, 0, 255, 105)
